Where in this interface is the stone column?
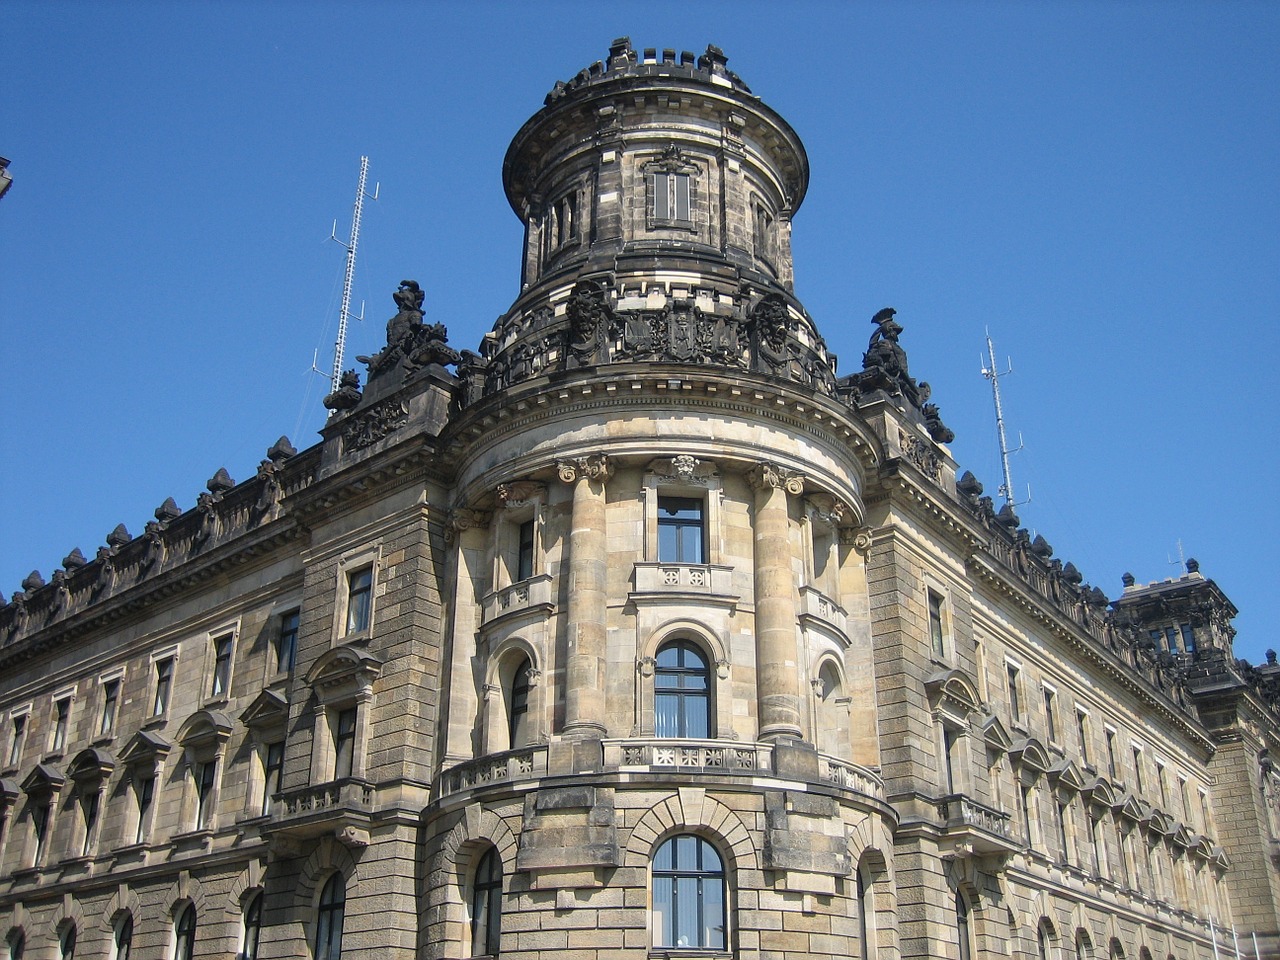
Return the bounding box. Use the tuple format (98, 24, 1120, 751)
(558, 455, 611, 738)
(750, 463, 805, 742)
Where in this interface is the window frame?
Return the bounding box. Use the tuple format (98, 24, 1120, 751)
(315, 873, 346, 960)
(1006, 661, 1023, 725)
(651, 834, 728, 951)
(6, 710, 29, 768)
(470, 847, 502, 958)
(209, 631, 235, 700)
(98, 676, 122, 738)
(344, 567, 374, 637)
(50, 694, 73, 755)
(657, 495, 706, 564)
(173, 904, 196, 960)
(333, 548, 380, 644)
(242, 892, 263, 960)
(333, 707, 358, 780)
(654, 639, 713, 739)
(275, 609, 301, 675)
(642, 461, 722, 565)
(112, 914, 133, 960)
(1042, 684, 1058, 745)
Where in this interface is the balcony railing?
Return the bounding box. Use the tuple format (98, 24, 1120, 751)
(799, 585, 847, 634)
(435, 746, 548, 800)
(481, 574, 554, 625)
(609, 738, 770, 773)
(266, 777, 375, 848)
(935, 793, 1021, 857)
(632, 563, 735, 597)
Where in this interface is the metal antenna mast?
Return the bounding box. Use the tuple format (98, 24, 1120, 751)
(328, 156, 379, 393)
(980, 330, 1027, 507)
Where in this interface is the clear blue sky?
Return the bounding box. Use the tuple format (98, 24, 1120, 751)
(4, 2, 1277, 661)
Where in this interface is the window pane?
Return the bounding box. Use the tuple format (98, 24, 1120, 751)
(673, 174, 691, 221)
(346, 568, 373, 634)
(653, 173, 670, 220)
(654, 642, 710, 738)
(517, 520, 535, 581)
(335, 708, 357, 779)
(277, 612, 299, 673)
(652, 836, 726, 950)
(153, 659, 173, 715)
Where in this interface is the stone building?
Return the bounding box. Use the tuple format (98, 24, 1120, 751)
(2, 37, 1278, 960)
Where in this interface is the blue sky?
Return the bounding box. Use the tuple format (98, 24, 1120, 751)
(3, 2, 1277, 661)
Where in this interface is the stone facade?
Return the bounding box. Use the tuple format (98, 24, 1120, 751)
(2, 37, 1278, 960)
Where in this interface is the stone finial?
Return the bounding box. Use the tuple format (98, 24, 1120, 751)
(1030, 534, 1053, 559)
(323, 370, 362, 412)
(207, 468, 235, 494)
(155, 498, 182, 522)
(1186, 557, 1200, 574)
(1062, 562, 1083, 586)
(1122, 572, 1136, 588)
(62, 548, 88, 571)
(995, 503, 1020, 529)
(1268, 649, 1277, 665)
(106, 524, 132, 548)
(20, 570, 45, 594)
(956, 471, 983, 501)
(1088, 586, 1109, 606)
(267, 436, 297, 462)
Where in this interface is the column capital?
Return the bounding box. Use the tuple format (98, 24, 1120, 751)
(748, 462, 805, 496)
(557, 454, 611, 485)
(446, 508, 491, 543)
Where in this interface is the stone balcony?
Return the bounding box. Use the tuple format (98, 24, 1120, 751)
(630, 563, 738, 608)
(935, 793, 1021, 859)
(481, 573, 554, 626)
(798, 584, 847, 635)
(264, 777, 374, 854)
(433, 739, 885, 805)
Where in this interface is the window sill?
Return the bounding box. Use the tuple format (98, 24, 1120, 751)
(92, 733, 116, 748)
(203, 696, 231, 710)
(142, 714, 168, 730)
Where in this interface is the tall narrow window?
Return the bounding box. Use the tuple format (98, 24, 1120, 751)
(242, 893, 263, 960)
(8, 932, 24, 960)
(1179, 623, 1197, 653)
(173, 905, 196, 960)
(1105, 728, 1118, 778)
(334, 708, 357, 780)
(956, 893, 972, 960)
(52, 699, 71, 753)
(652, 172, 692, 223)
(7, 714, 25, 766)
(507, 659, 532, 749)
(654, 641, 710, 738)
(113, 914, 133, 960)
(1090, 813, 1105, 876)
(153, 658, 174, 716)
(652, 835, 726, 950)
(80, 790, 100, 856)
(1042, 687, 1057, 743)
(516, 520, 535, 582)
(856, 870, 871, 960)
(928, 590, 946, 659)
(315, 874, 346, 960)
(99, 680, 120, 736)
(1056, 799, 1071, 861)
(31, 799, 51, 864)
(276, 611, 300, 674)
(1156, 763, 1169, 808)
(1019, 784, 1033, 844)
(1007, 665, 1021, 721)
(196, 759, 218, 829)
(942, 727, 958, 793)
(262, 741, 285, 816)
(657, 497, 704, 563)
(134, 775, 155, 843)
(345, 567, 373, 635)
(1075, 709, 1090, 766)
(210, 634, 233, 698)
(471, 848, 502, 957)
(58, 926, 75, 960)
(1132, 747, 1145, 795)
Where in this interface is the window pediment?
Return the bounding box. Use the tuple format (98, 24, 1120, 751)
(979, 715, 1013, 752)
(21, 762, 65, 796)
(925, 668, 982, 718)
(1008, 737, 1051, 774)
(305, 644, 384, 702)
(1047, 758, 1086, 792)
(239, 689, 289, 732)
(175, 710, 233, 749)
(0, 777, 17, 804)
(67, 747, 115, 782)
(1080, 776, 1117, 808)
(119, 729, 174, 766)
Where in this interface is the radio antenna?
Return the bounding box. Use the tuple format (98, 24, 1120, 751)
(327, 156, 378, 394)
(980, 330, 1029, 507)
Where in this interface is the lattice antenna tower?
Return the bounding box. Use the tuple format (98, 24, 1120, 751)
(328, 156, 379, 394)
(980, 330, 1029, 507)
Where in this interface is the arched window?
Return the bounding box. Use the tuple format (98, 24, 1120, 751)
(507, 658, 532, 749)
(956, 893, 972, 960)
(856, 869, 871, 960)
(173, 905, 196, 960)
(316, 874, 345, 960)
(652, 835, 726, 950)
(471, 848, 502, 957)
(655, 641, 710, 738)
(58, 926, 75, 960)
(816, 662, 849, 758)
(113, 915, 133, 960)
(7, 932, 23, 960)
(243, 892, 263, 960)
(1076, 929, 1093, 960)
(1037, 920, 1056, 960)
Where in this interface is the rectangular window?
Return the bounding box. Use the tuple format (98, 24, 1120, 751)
(135, 775, 155, 843)
(262, 741, 285, 816)
(196, 759, 218, 829)
(1105, 728, 1118, 778)
(153, 658, 174, 716)
(1132, 747, 1145, 795)
(345, 567, 373, 635)
(1075, 709, 1090, 765)
(1056, 800, 1070, 861)
(1090, 814, 1105, 875)
(928, 590, 946, 659)
(99, 679, 120, 736)
(942, 727, 957, 793)
(52, 698, 71, 753)
(210, 634, 233, 698)
(275, 611, 299, 674)
(1007, 664, 1022, 722)
(1019, 784, 1033, 844)
(1042, 687, 1057, 742)
(657, 496, 705, 563)
(1165, 626, 1180, 653)
(516, 520, 536, 582)
(1180, 623, 1197, 653)
(80, 790, 100, 856)
(1156, 763, 1169, 807)
(334, 707, 357, 780)
(31, 800, 50, 863)
(652, 171, 691, 222)
(7, 714, 26, 767)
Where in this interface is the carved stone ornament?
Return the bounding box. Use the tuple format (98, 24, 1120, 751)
(898, 429, 942, 483)
(806, 493, 847, 526)
(556, 455, 610, 484)
(446, 508, 492, 543)
(841, 527, 873, 552)
(496, 481, 545, 509)
(749, 462, 805, 496)
(342, 399, 409, 452)
(671, 455, 699, 481)
(637, 656, 656, 678)
(323, 369, 362, 412)
(647, 456, 716, 485)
